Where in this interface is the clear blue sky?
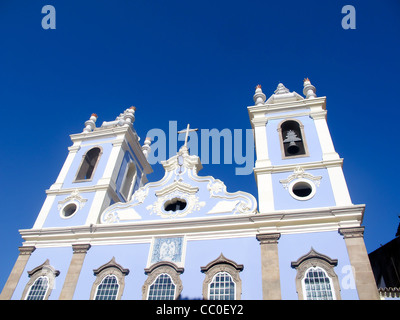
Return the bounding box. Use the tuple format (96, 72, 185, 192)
(1, 0, 399, 291)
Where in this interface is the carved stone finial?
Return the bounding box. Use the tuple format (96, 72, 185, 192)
(303, 78, 317, 99)
(253, 84, 266, 105)
(83, 113, 98, 133)
(142, 137, 152, 159)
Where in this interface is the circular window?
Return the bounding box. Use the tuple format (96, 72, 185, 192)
(289, 179, 316, 201)
(164, 198, 187, 212)
(61, 202, 78, 218)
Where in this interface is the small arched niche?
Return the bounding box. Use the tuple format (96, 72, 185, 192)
(278, 120, 309, 159)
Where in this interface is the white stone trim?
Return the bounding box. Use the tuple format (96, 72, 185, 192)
(327, 166, 352, 206)
(253, 158, 344, 175)
(32, 195, 57, 229)
(20, 204, 365, 248)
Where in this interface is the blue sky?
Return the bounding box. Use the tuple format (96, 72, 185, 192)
(1, 0, 400, 291)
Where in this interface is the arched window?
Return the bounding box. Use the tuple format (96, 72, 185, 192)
(278, 120, 308, 158)
(209, 271, 235, 300)
(75, 147, 102, 181)
(291, 248, 341, 300)
(142, 261, 184, 300)
(21, 259, 60, 300)
(94, 275, 119, 300)
(25, 276, 49, 300)
(120, 162, 137, 201)
(90, 257, 129, 300)
(201, 253, 243, 300)
(303, 267, 334, 300)
(148, 273, 176, 300)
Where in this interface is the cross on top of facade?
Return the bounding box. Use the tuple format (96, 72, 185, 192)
(177, 124, 198, 148)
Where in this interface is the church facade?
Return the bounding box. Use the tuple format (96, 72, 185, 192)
(0, 79, 379, 300)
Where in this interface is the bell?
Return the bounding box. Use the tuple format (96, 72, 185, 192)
(287, 141, 300, 155)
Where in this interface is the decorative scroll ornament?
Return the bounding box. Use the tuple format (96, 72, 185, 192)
(57, 189, 88, 210)
(279, 167, 322, 190)
(206, 179, 256, 214)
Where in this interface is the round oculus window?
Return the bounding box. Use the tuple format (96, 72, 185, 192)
(289, 179, 316, 201)
(61, 202, 78, 218)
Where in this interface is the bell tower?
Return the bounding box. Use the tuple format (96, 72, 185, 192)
(32, 107, 153, 229)
(248, 79, 352, 213)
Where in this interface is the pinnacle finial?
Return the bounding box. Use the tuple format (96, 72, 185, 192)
(253, 84, 266, 105)
(142, 137, 152, 159)
(83, 113, 98, 133)
(303, 78, 316, 99)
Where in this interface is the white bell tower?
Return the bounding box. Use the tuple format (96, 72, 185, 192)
(248, 79, 352, 213)
(32, 107, 153, 229)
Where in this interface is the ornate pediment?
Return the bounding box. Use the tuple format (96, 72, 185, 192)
(100, 151, 257, 224)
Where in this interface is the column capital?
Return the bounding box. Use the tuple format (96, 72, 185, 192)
(18, 246, 36, 255)
(256, 233, 281, 244)
(339, 226, 365, 239)
(72, 244, 91, 254)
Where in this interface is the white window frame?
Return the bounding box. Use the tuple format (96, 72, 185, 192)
(302, 266, 336, 300)
(21, 259, 59, 300)
(94, 274, 120, 300)
(208, 271, 236, 300)
(90, 257, 129, 300)
(147, 273, 176, 300)
(142, 261, 184, 300)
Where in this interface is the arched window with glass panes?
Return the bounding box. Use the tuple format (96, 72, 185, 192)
(201, 253, 243, 300)
(90, 257, 129, 300)
(21, 259, 59, 300)
(25, 276, 49, 300)
(148, 273, 176, 300)
(303, 266, 335, 300)
(142, 261, 184, 300)
(291, 248, 341, 300)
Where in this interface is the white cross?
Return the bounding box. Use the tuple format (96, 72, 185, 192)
(178, 124, 198, 147)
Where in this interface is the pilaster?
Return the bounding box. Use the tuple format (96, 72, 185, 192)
(0, 246, 36, 300)
(59, 244, 91, 300)
(339, 227, 380, 300)
(256, 233, 281, 300)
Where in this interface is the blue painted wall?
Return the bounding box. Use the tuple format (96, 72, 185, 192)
(73, 243, 150, 300)
(12, 232, 358, 300)
(42, 192, 96, 228)
(278, 231, 359, 300)
(272, 168, 336, 210)
(62, 141, 114, 189)
(12, 247, 72, 300)
(182, 237, 262, 300)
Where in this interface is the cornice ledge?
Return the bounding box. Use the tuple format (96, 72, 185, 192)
(46, 183, 115, 195)
(247, 96, 326, 114)
(253, 158, 344, 174)
(70, 125, 130, 142)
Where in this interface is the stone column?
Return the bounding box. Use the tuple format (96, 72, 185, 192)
(0, 246, 36, 300)
(339, 227, 379, 300)
(256, 233, 281, 300)
(59, 244, 91, 300)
